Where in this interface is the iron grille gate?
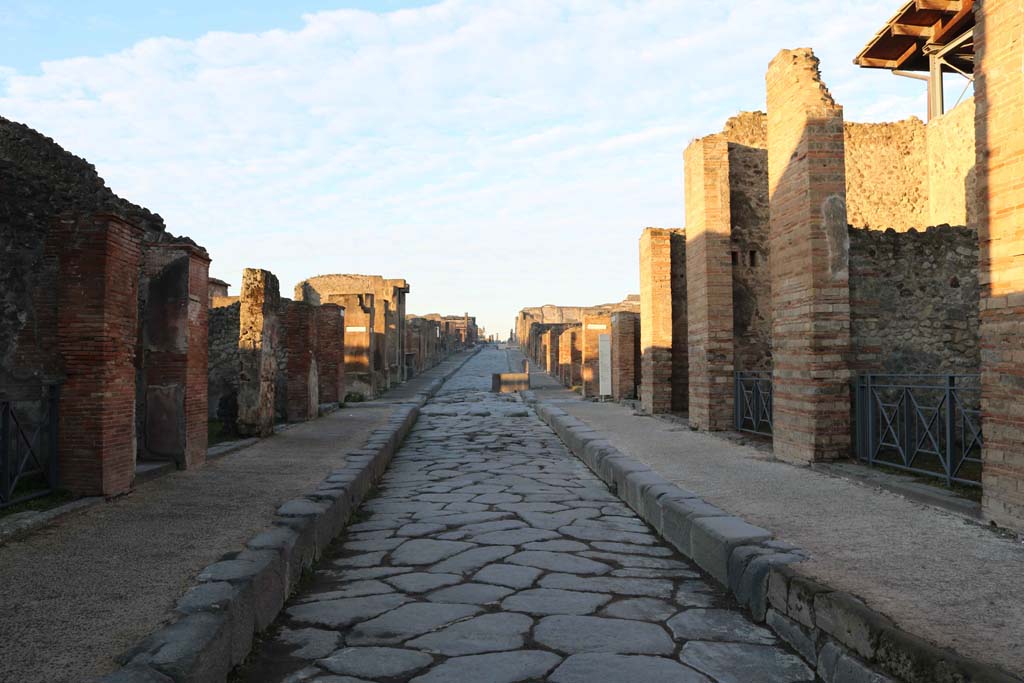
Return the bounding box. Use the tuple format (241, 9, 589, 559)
(734, 371, 773, 436)
(855, 375, 982, 487)
(1, 385, 60, 508)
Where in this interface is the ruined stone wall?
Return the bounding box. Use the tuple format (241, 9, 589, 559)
(728, 142, 772, 372)
(849, 225, 980, 377)
(927, 98, 977, 228)
(207, 301, 241, 421)
(639, 228, 687, 414)
(844, 118, 929, 231)
(237, 269, 280, 437)
(610, 312, 640, 401)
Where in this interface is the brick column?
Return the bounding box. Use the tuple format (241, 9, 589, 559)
(581, 313, 611, 397)
(284, 301, 319, 422)
(975, 0, 1024, 528)
(237, 268, 280, 437)
(546, 329, 560, 376)
(639, 228, 687, 413)
(685, 135, 735, 431)
(316, 303, 345, 405)
(558, 328, 576, 386)
(767, 49, 852, 463)
(611, 312, 640, 400)
(141, 243, 210, 469)
(56, 214, 143, 495)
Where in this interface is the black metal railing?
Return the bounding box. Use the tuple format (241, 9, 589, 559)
(1, 384, 60, 508)
(855, 374, 981, 487)
(735, 371, 773, 436)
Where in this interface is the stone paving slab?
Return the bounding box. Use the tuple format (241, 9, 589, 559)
(0, 353, 472, 683)
(237, 349, 815, 683)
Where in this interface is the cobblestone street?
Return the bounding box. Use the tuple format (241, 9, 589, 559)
(238, 348, 815, 683)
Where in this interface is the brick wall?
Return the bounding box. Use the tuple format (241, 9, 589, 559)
(316, 303, 345, 405)
(974, 0, 1024, 529)
(283, 301, 319, 422)
(767, 48, 852, 464)
(237, 268, 280, 437)
(685, 136, 735, 430)
(581, 313, 611, 397)
(639, 228, 687, 413)
(610, 312, 640, 400)
(56, 215, 143, 495)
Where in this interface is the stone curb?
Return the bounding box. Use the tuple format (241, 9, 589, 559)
(522, 394, 1022, 683)
(0, 496, 105, 547)
(96, 348, 481, 683)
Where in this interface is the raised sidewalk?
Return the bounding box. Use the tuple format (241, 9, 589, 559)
(523, 359, 1024, 680)
(0, 352, 473, 683)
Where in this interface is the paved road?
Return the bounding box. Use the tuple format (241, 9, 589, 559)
(238, 348, 815, 683)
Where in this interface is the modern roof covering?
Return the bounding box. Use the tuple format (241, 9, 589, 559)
(854, 0, 974, 72)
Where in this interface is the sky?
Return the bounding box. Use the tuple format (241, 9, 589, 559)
(0, 0, 963, 338)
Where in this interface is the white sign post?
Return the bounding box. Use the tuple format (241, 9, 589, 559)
(598, 333, 612, 397)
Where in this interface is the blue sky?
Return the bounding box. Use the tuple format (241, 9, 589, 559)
(0, 1, 952, 337)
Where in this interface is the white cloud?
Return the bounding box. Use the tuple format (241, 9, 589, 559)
(1, 0, 929, 336)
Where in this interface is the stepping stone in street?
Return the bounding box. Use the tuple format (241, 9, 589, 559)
(666, 609, 777, 645)
(425, 582, 515, 605)
(318, 646, 433, 679)
(472, 563, 542, 589)
(501, 588, 612, 616)
(406, 612, 534, 656)
(347, 602, 482, 645)
(506, 551, 612, 575)
(534, 615, 675, 655)
(549, 653, 712, 683)
(409, 650, 563, 683)
(286, 594, 410, 629)
(680, 641, 815, 683)
(391, 539, 475, 565)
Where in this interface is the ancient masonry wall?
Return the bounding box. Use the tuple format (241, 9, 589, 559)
(581, 313, 611, 398)
(728, 138, 773, 373)
(974, 0, 1024, 528)
(558, 327, 580, 387)
(639, 228, 687, 413)
(844, 118, 929, 230)
(766, 48, 851, 464)
(928, 97, 978, 228)
(236, 269, 280, 438)
(208, 301, 241, 422)
(315, 304, 345, 405)
(610, 312, 640, 401)
(283, 301, 319, 422)
(849, 225, 980, 377)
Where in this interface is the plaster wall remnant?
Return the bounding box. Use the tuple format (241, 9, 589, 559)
(236, 268, 280, 437)
(767, 47, 852, 464)
(639, 228, 687, 414)
(974, 0, 1024, 529)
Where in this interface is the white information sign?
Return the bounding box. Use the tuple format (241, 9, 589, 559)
(598, 333, 612, 396)
(346, 326, 367, 333)
(587, 323, 608, 330)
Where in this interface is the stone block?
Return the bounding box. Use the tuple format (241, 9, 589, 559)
(660, 498, 728, 557)
(620, 469, 665, 513)
(766, 608, 818, 664)
(126, 612, 231, 683)
(737, 551, 804, 622)
(689, 516, 772, 585)
(813, 591, 893, 661)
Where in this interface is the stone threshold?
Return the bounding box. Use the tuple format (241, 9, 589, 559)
(95, 347, 482, 683)
(522, 392, 1021, 683)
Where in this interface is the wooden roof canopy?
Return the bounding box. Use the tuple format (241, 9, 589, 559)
(854, 0, 974, 72)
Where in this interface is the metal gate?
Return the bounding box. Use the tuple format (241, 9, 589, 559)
(855, 374, 981, 487)
(1, 385, 60, 508)
(734, 371, 773, 436)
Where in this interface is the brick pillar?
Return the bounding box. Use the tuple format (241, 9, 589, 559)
(767, 49, 852, 463)
(558, 328, 575, 386)
(975, 0, 1024, 528)
(611, 312, 640, 400)
(685, 135, 735, 431)
(546, 330, 560, 376)
(141, 244, 210, 469)
(640, 228, 686, 413)
(284, 301, 319, 422)
(316, 303, 345, 405)
(56, 214, 143, 495)
(237, 268, 280, 437)
(581, 314, 611, 397)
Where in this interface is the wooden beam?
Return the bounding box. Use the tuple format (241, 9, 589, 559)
(857, 56, 899, 68)
(894, 43, 921, 68)
(891, 22, 938, 37)
(932, 0, 975, 44)
(915, 0, 962, 11)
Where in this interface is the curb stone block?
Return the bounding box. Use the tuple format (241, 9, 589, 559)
(234, 549, 287, 630)
(621, 469, 667, 513)
(660, 497, 728, 556)
(95, 664, 175, 683)
(646, 486, 701, 535)
(689, 516, 772, 585)
(814, 591, 893, 660)
(768, 608, 820, 663)
(738, 551, 804, 622)
(174, 581, 254, 666)
(786, 573, 833, 630)
(728, 544, 776, 596)
(127, 612, 231, 683)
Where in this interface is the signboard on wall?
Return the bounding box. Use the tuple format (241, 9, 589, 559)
(598, 333, 612, 396)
